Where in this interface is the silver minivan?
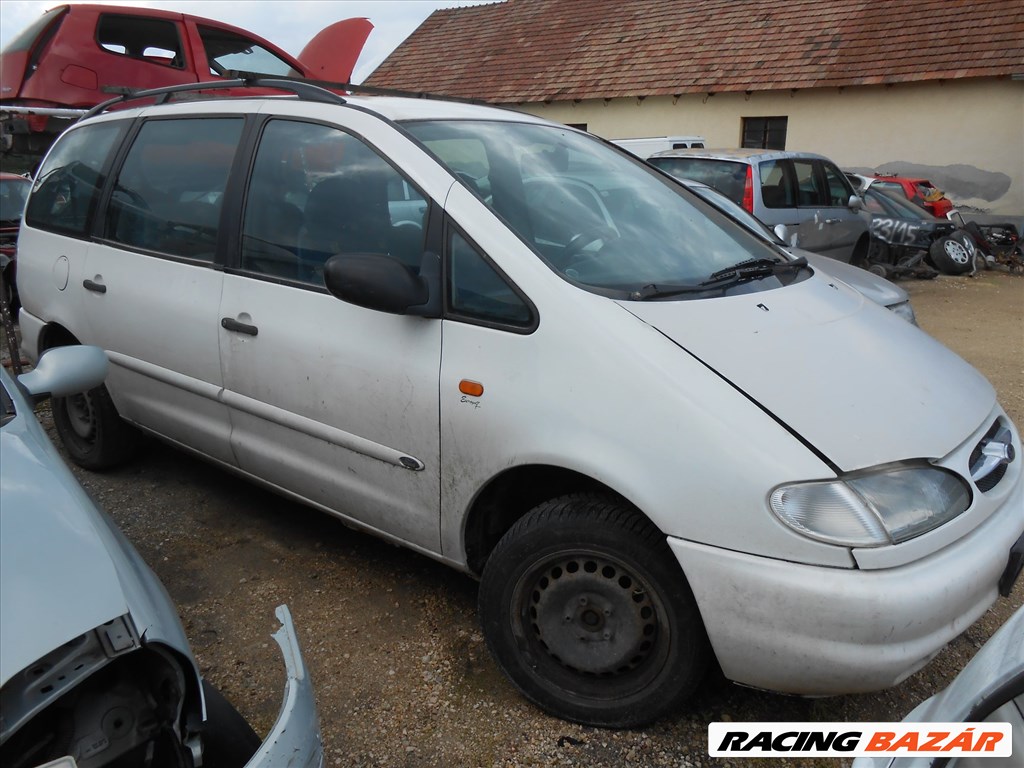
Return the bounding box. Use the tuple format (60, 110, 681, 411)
(649, 148, 870, 262)
(15, 80, 1024, 729)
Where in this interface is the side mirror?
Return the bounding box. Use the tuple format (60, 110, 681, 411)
(848, 194, 863, 211)
(324, 253, 435, 316)
(17, 346, 108, 401)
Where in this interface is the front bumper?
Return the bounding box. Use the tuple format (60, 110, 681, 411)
(669, 471, 1023, 695)
(242, 605, 323, 768)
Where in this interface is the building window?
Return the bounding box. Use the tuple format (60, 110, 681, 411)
(742, 117, 788, 150)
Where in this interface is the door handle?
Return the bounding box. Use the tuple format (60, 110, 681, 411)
(83, 279, 107, 294)
(824, 218, 842, 225)
(221, 317, 258, 336)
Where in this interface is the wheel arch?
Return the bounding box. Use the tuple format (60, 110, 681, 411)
(462, 463, 652, 577)
(37, 320, 81, 352)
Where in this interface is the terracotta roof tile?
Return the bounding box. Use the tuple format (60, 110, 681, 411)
(366, 0, 1024, 101)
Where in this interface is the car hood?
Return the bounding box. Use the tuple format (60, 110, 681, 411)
(800, 251, 908, 308)
(620, 273, 994, 471)
(0, 407, 128, 686)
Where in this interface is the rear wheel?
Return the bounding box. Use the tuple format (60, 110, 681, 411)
(53, 379, 139, 470)
(478, 494, 710, 728)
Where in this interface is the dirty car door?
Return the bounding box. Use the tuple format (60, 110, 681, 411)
(218, 116, 442, 551)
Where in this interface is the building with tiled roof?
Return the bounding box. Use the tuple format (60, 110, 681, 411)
(367, 0, 1024, 214)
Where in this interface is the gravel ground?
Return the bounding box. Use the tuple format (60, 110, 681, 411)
(6, 270, 1023, 768)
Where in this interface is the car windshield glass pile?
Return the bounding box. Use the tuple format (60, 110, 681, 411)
(404, 121, 783, 296)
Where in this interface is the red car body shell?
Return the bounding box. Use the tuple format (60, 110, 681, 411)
(871, 175, 954, 219)
(1, 4, 371, 110)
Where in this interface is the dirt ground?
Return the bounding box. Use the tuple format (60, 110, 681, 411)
(12, 270, 1024, 768)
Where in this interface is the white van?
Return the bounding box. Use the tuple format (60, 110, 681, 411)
(16, 80, 1024, 729)
(612, 135, 706, 158)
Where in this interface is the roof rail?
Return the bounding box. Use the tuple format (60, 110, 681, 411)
(81, 77, 347, 120)
(227, 70, 491, 106)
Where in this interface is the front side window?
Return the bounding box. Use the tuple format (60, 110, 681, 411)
(241, 120, 427, 285)
(97, 14, 183, 67)
(792, 160, 825, 207)
(199, 26, 298, 78)
(105, 118, 243, 260)
(822, 162, 855, 206)
(405, 121, 790, 298)
(26, 122, 122, 236)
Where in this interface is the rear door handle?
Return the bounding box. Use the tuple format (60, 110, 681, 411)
(824, 218, 842, 225)
(83, 279, 107, 294)
(221, 317, 258, 336)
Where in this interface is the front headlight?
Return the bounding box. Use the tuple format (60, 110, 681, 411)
(888, 300, 917, 325)
(770, 465, 971, 547)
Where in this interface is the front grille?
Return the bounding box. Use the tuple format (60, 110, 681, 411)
(969, 418, 1015, 493)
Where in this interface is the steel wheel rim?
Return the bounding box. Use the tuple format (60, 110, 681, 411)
(65, 392, 97, 442)
(511, 549, 671, 698)
(944, 239, 970, 264)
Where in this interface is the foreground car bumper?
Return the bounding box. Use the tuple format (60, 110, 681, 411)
(669, 473, 1023, 695)
(243, 605, 323, 768)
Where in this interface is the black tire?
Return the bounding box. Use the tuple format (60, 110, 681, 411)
(200, 680, 261, 768)
(929, 233, 974, 275)
(52, 379, 140, 470)
(478, 494, 710, 728)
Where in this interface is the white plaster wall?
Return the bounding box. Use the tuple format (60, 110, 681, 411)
(513, 79, 1024, 215)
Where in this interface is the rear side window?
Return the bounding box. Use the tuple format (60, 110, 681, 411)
(97, 14, 184, 68)
(105, 118, 243, 261)
(651, 158, 748, 205)
(26, 122, 122, 236)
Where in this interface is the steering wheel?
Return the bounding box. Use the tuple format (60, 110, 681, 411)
(561, 226, 618, 267)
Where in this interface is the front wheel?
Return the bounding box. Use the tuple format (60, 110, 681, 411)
(52, 380, 139, 470)
(929, 234, 974, 275)
(478, 494, 710, 728)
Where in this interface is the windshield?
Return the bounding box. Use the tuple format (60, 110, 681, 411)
(0, 177, 31, 223)
(403, 121, 785, 296)
(865, 188, 937, 220)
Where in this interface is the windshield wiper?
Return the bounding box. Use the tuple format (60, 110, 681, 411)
(630, 256, 807, 301)
(706, 256, 806, 282)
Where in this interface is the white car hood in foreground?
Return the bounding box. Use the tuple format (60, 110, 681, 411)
(0, 423, 127, 687)
(622, 273, 994, 471)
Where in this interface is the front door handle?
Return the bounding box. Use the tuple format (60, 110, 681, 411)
(824, 218, 842, 225)
(83, 279, 107, 294)
(221, 317, 258, 336)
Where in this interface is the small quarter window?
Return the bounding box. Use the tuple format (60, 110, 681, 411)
(26, 122, 122, 236)
(448, 230, 531, 328)
(106, 118, 243, 261)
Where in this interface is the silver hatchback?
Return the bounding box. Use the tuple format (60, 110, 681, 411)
(648, 148, 870, 263)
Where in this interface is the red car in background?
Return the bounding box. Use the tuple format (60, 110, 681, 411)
(1, 3, 371, 164)
(870, 174, 955, 218)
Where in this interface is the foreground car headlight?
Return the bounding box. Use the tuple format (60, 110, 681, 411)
(770, 466, 971, 547)
(888, 300, 917, 325)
